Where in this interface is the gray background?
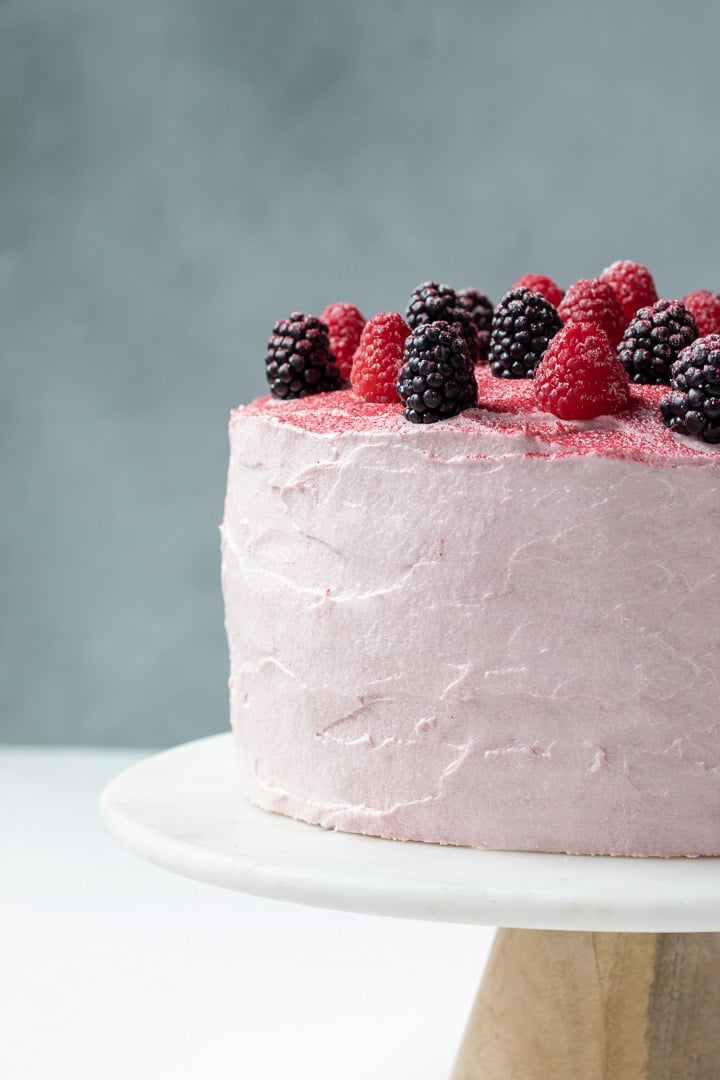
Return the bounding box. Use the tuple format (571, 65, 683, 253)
(2, 0, 718, 746)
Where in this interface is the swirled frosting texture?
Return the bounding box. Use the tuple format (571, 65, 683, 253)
(221, 373, 720, 855)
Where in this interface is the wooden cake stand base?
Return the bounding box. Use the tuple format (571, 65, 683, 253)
(101, 736, 720, 1080)
(452, 929, 720, 1079)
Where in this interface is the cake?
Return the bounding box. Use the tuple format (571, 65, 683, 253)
(221, 270, 720, 857)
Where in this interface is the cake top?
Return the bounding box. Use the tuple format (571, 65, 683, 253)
(238, 365, 719, 464)
(252, 264, 720, 458)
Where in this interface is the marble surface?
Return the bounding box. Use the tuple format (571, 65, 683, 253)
(1, 746, 493, 1079)
(101, 735, 720, 933)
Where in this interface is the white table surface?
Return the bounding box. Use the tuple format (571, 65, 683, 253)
(0, 747, 493, 1080)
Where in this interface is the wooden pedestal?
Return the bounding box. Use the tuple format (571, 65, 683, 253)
(451, 929, 720, 1080)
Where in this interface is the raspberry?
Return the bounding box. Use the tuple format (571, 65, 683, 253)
(265, 312, 343, 400)
(682, 290, 720, 338)
(510, 273, 564, 309)
(319, 302, 366, 379)
(600, 260, 658, 322)
(534, 322, 630, 420)
(489, 287, 563, 378)
(456, 289, 493, 362)
(660, 335, 720, 443)
(617, 299, 698, 385)
(405, 281, 479, 362)
(351, 312, 409, 404)
(397, 321, 477, 424)
(557, 277, 626, 348)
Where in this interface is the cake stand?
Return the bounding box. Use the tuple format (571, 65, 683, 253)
(101, 734, 720, 1079)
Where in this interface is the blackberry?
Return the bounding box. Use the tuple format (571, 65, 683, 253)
(660, 334, 720, 443)
(406, 281, 479, 362)
(457, 288, 493, 362)
(489, 287, 563, 378)
(617, 300, 698, 385)
(265, 312, 343, 399)
(397, 321, 477, 424)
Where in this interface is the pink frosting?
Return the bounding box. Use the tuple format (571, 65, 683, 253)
(222, 374, 720, 856)
(238, 367, 715, 462)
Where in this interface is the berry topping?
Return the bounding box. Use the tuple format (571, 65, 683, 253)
(265, 312, 344, 400)
(617, 299, 698, 385)
(557, 277, 626, 348)
(599, 260, 658, 323)
(660, 335, 720, 443)
(406, 280, 458, 325)
(681, 290, 720, 338)
(534, 322, 630, 420)
(351, 312, 409, 404)
(406, 281, 479, 363)
(456, 288, 494, 363)
(510, 273, 564, 309)
(489, 287, 563, 378)
(397, 321, 478, 424)
(319, 302, 366, 380)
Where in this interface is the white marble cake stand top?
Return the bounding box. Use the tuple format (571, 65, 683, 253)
(100, 733, 720, 933)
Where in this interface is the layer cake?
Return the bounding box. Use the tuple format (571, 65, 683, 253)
(221, 365, 720, 856)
